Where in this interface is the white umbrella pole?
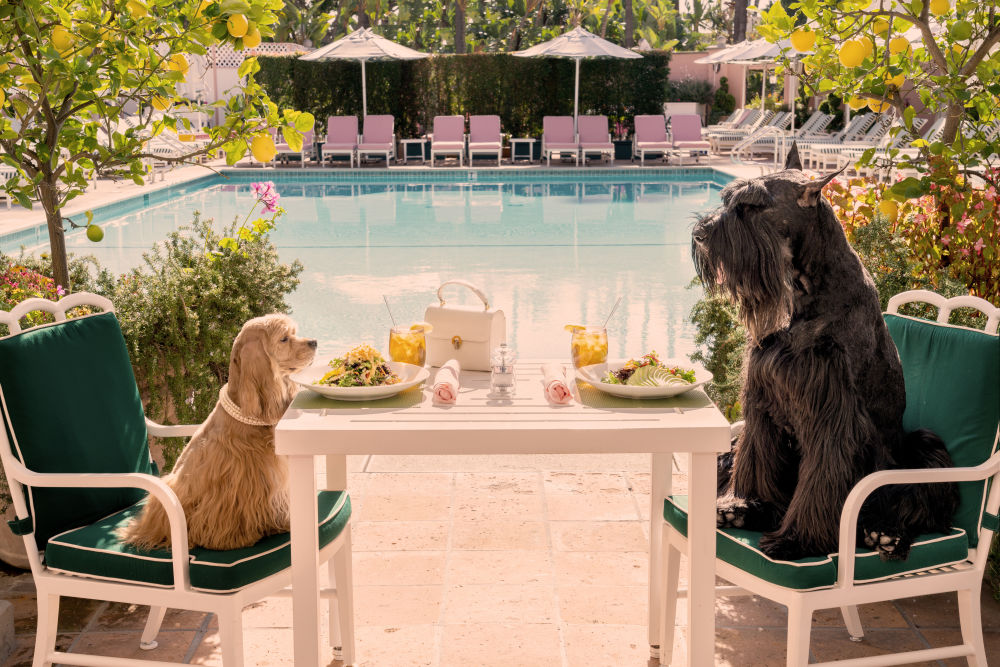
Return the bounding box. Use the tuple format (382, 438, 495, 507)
(761, 62, 766, 106)
(574, 58, 580, 134)
(361, 59, 368, 118)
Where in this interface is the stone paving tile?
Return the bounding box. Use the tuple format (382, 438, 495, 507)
(451, 491, 545, 522)
(557, 585, 648, 626)
(450, 520, 547, 550)
(446, 550, 552, 586)
(546, 492, 641, 521)
(809, 627, 934, 665)
(71, 629, 198, 661)
(3, 633, 74, 667)
(543, 471, 631, 495)
(453, 471, 539, 495)
(351, 520, 450, 551)
(354, 494, 452, 521)
(92, 602, 209, 631)
(354, 585, 443, 627)
(561, 623, 651, 666)
(353, 625, 437, 666)
(353, 551, 447, 587)
(554, 551, 648, 587)
(438, 622, 562, 667)
(550, 520, 648, 552)
(812, 601, 908, 628)
(442, 584, 557, 624)
(365, 473, 453, 496)
(924, 628, 1000, 664)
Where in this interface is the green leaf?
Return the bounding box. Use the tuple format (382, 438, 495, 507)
(85, 210, 93, 224)
(237, 56, 257, 79)
(284, 127, 302, 152)
(889, 177, 929, 200)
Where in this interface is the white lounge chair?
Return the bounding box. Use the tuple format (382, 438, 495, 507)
(541, 116, 578, 166)
(430, 115, 466, 167)
(577, 115, 614, 165)
(468, 115, 502, 166)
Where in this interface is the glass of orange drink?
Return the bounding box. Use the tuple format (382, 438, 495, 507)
(389, 325, 428, 366)
(567, 325, 609, 369)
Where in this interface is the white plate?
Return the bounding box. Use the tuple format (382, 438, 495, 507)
(576, 359, 712, 399)
(292, 361, 430, 401)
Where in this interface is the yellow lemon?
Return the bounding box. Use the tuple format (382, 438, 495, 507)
(563, 324, 586, 333)
(0, 89, 5, 108)
(410, 322, 434, 334)
(873, 18, 890, 35)
(227, 14, 249, 38)
(51, 25, 74, 53)
(126, 0, 148, 18)
(929, 0, 950, 15)
(859, 36, 874, 58)
(884, 72, 904, 87)
(878, 200, 898, 222)
(86, 224, 104, 242)
(952, 43, 965, 57)
(151, 95, 171, 110)
(848, 96, 869, 110)
(790, 29, 816, 53)
(167, 53, 189, 74)
(250, 133, 276, 163)
(868, 98, 890, 113)
(889, 36, 911, 55)
(242, 26, 261, 48)
(838, 39, 866, 68)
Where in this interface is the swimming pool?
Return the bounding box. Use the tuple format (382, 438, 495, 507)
(4, 169, 728, 361)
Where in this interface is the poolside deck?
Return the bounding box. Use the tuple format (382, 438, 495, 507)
(2, 453, 998, 666)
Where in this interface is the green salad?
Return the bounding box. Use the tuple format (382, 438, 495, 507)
(315, 344, 401, 387)
(601, 351, 697, 387)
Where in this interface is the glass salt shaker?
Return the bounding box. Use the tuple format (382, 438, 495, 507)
(490, 343, 516, 397)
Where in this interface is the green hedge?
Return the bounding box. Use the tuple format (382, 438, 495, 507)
(256, 52, 671, 138)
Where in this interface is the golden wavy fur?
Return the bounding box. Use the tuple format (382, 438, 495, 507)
(123, 314, 317, 551)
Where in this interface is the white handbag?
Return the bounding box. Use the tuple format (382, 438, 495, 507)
(423, 281, 506, 371)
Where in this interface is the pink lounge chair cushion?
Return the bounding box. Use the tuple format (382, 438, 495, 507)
(674, 141, 711, 151)
(432, 115, 465, 144)
(636, 141, 672, 150)
(469, 115, 501, 144)
(577, 115, 611, 145)
(432, 142, 465, 151)
(468, 141, 501, 150)
(361, 115, 394, 144)
(634, 115, 668, 143)
(357, 143, 392, 151)
(581, 142, 613, 150)
(322, 143, 356, 151)
(670, 115, 706, 144)
(545, 143, 578, 151)
(543, 116, 575, 145)
(325, 116, 358, 145)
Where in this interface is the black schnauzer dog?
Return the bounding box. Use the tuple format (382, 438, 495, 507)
(693, 144, 958, 562)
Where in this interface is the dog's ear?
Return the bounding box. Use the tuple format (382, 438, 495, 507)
(783, 141, 802, 171)
(230, 329, 281, 421)
(798, 166, 846, 208)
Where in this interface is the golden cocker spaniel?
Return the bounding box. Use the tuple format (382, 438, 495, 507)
(123, 313, 317, 551)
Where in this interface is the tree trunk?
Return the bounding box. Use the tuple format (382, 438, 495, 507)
(599, 0, 612, 38)
(358, 0, 370, 28)
(454, 1, 466, 54)
(733, 0, 748, 43)
(38, 181, 70, 291)
(623, 0, 634, 47)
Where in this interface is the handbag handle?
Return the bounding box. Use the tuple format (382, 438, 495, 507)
(437, 280, 490, 310)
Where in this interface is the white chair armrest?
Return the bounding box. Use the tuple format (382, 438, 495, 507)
(144, 416, 200, 438)
(836, 450, 1000, 585)
(3, 457, 192, 590)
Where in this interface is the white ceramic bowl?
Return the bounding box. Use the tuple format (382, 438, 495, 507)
(576, 359, 712, 399)
(293, 361, 429, 401)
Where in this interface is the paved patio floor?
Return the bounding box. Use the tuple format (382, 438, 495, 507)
(1, 454, 998, 666)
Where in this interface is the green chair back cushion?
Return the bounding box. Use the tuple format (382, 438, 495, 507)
(884, 314, 1000, 546)
(44, 491, 351, 592)
(664, 495, 969, 589)
(0, 312, 154, 550)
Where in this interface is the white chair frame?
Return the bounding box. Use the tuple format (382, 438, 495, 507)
(658, 290, 1000, 667)
(0, 293, 356, 667)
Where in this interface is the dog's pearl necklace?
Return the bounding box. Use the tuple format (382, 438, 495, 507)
(218, 384, 279, 427)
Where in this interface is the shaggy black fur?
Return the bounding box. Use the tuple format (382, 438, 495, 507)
(695, 144, 959, 562)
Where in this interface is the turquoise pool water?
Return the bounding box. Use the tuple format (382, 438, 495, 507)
(4, 169, 728, 361)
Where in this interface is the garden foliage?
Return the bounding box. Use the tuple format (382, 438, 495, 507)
(255, 51, 671, 139)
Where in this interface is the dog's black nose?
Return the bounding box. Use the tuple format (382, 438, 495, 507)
(308, 339, 318, 349)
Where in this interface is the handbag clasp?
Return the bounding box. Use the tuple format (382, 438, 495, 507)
(452, 335, 463, 350)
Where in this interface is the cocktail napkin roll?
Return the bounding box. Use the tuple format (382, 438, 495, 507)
(432, 359, 461, 405)
(541, 362, 573, 404)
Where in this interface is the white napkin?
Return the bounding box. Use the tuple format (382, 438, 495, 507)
(432, 359, 461, 405)
(541, 363, 574, 405)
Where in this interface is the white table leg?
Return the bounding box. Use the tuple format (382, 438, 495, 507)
(289, 454, 322, 666)
(648, 451, 673, 656)
(687, 452, 718, 667)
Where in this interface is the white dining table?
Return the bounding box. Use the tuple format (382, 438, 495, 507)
(275, 361, 731, 666)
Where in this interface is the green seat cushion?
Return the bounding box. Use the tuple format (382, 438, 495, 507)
(0, 312, 154, 550)
(664, 496, 969, 590)
(44, 491, 351, 592)
(884, 314, 1000, 547)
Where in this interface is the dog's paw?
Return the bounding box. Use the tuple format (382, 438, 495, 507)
(716, 499, 748, 528)
(862, 528, 911, 561)
(758, 533, 810, 562)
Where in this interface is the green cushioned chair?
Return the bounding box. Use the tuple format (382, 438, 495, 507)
(657, 291, 1000, 667)
(0, 294, 356, 667)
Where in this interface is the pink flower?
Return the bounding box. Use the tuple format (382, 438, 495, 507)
(974, 201, 984, 211)
(56, 285, 65, 296)
(941, 234, 951, 247)
(957, 218, 969, 233)
(914, 213, 927, 224)
(961, 248, 970, 257)
(974, 237, 984, 254)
